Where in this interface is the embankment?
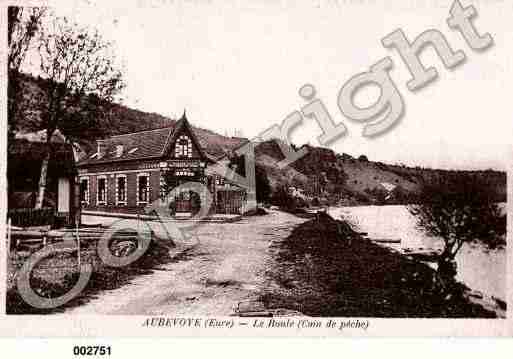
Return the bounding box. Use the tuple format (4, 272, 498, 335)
(261, 212, 499, 318)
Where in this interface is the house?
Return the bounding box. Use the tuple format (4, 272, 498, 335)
(8, 130, 80, 227)
(77, 113, 247, 217)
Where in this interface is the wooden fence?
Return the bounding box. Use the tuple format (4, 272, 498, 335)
(216, 190, 245, 215)
(7, 207, 55, 228)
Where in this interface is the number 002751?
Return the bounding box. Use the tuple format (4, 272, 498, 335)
(73, 346, 112, 356)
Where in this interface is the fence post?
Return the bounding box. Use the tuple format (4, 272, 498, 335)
(76, 221, 81, 269)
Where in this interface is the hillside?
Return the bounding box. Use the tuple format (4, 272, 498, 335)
(13, 73, 506, 205)
(14, 73, 246, 157)
(255, 141, 506, 205)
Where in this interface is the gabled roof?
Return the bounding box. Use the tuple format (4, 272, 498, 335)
(78, 112, 214, 166)
(78, 126, 174, 165)
(9, 139, 77, 176)
(162, 111, 208, 160)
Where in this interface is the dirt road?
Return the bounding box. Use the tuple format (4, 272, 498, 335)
(65, 210, 307, 315)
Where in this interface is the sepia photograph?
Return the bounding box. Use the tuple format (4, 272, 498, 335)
(2, 0, 511, 338)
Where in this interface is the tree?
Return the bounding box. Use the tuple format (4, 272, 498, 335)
(409, 179, 506, 292)
(8, 6, 46, 143)
(229, 154, 271, 204)
(34, 16, 124, 208)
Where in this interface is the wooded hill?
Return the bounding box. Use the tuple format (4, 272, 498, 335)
(13, 73, 506, 205)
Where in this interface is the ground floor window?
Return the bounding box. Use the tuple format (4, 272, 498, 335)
(97, 176, 107, 205)
(116, 175, 127, 205)
(79, 177, 89, 205)
(137, 173, 150, 204)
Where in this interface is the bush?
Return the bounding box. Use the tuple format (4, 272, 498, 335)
(229, 155, 272, 204)
(409, 179, 506, 292)
(271, 186, 308, 213)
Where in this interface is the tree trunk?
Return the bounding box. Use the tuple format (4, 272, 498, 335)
(8, 70, 20, 145)
(35, 150, 50, 209)
(35, 131, 54, 209)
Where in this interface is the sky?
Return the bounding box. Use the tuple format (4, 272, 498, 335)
(24, 0, 513, 170)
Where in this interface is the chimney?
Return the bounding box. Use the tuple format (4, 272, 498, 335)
(97, 141, 106, 158)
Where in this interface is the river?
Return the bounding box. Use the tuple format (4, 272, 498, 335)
(328, 205, 506, 301)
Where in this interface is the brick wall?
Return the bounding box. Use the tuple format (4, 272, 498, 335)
(149, 171, 161, 202)
(127, 172, 137, 207)
(81, 170, 161, 213)
(107, 175, 115, 206)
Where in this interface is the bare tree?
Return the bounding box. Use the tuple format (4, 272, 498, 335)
(409, 179, 506, 292)
(34, 16, 124, 208)
(8, 6, 46, 142)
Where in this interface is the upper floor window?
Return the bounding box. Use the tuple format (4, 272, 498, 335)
(175, 134, 192, 158)
(97, 176, 107, 204)
(116, 175, 127, 205)
(215, 176, 225, 186)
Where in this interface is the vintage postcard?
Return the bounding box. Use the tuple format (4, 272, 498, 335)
(0, 0, 511, 338)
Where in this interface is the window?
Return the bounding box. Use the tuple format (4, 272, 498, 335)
(137, 173, 150, 204)
(97, 176, 107, 205)
(175, 134, 192, 158)
(79, 177, 89, 205)
(159, 174, 166, 203)
(116, 175, 127, 205)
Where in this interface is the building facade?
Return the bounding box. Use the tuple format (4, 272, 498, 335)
(77, 114, 247, 217)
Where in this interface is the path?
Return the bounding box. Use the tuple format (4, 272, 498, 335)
(64, 210, 307, 315)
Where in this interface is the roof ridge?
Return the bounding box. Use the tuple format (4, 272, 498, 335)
(107, 126, 174, 139)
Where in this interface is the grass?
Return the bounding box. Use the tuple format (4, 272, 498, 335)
(260, 212, 498, 318)
(6, 239, 183, 314)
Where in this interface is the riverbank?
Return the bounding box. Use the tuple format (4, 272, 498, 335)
(260, 212, 500, 318)
(328, 205, 507, 301)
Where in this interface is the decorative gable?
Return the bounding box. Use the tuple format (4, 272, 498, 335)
(164, 111, 208, 161)
(174, 134, 193, 158)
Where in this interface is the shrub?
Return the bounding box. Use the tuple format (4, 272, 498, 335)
(409, 179, 506, 292)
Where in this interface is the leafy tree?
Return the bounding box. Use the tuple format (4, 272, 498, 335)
(34, 16, 124, 208)
(230, 154, 271, 204)
(8, 6, 46, 143)
(364, 187, 388, 205)
(409, 179, 506, 292)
